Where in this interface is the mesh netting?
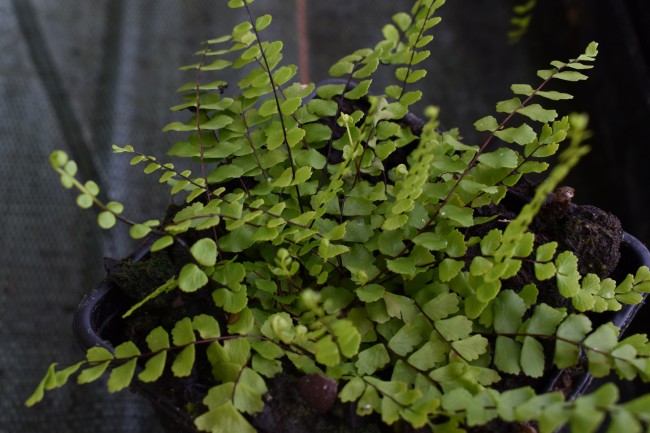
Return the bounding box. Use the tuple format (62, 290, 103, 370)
(2, 1, 648, 432)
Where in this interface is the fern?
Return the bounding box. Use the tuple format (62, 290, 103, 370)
(28, 1, 650, 433)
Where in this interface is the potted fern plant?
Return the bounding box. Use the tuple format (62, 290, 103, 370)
(27, 0, 650, 432)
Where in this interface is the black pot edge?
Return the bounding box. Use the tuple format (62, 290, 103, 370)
(545, 232, 650, 400)
(72, 239, 197, 433)
(71, 232, 650, 429)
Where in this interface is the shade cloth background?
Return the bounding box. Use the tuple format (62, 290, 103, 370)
(2, 1, 649, 432)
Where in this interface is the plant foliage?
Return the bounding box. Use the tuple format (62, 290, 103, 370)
(30, 1, 650, 432)
(508, 0, 538, 43)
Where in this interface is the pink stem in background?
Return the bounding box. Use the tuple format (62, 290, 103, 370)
(296, 0, 310, 83)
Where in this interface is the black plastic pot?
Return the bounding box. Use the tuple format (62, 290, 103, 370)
(73, 239, 197, 433)
(73, 233, 650, 433)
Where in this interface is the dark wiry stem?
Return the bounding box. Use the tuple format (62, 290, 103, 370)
(243, 2, 304, 212)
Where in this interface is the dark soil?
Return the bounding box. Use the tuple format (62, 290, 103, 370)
(471, 182, 622, 308)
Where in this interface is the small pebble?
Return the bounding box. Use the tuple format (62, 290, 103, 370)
(298, 374, 338, 413)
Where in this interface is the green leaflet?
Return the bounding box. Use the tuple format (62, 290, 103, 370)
(346, 79, 372, 99)
(97, 211, 117, 229)
(213, 262, 246, 291)
(193, 315, 221, 339)
(451, 335, 489, 361)
(553, 71, 589, 81)
(607, 409, 643, 433)
(78, 362, 111, 385)
(497, 387, 536, 421)
(172, 328, 196, 379)
(569, 394, 608, 433)
(195, 402, 257, 433)
(474, 115, 499, 132)
(356, 284, 385, 303)
(108, 342, 140, 392)
(190, 238, 218, 267)
(524, 304, 566, 336)
(422, 292, 459, 321)
(172, 317, 196, 346)
(494, 124, 536, 145)
(212, 287, 248, 313)
(316, 335, 340, 366)
(386, 256, 418, 277)
(139, 327, 171, 382)
(435, 315, 472, 341)
(556, 251, 580, 298)
(340, 377, 366, 403)
(25, 362, 84, 407)
(584, 324, 619, 377)
(307, 99, 338, 117)
(252, 354, 282, 378)
(413, 232, 447, 251)
(233, 368, 267, 414)
(521, 337, 545, 377)
(383, 292, 419, 323)
(439, 258, 464, 281)
(493, 290, 526, 334)
(178, 263, 208, 292)
(388, 323, 423, 356)
(331, 320, 361, 358)
(139, 353, 167, 383)
(496, 97, 521, 114)
(517, 104, 557, 122)
(408, 340, 448, 370)
(495, 337, 522, 374)
(53, 363, 84, 388)
(356, 344, 391, 375)
(477, 148, 519, 169)
(535, 242, 558, 279)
